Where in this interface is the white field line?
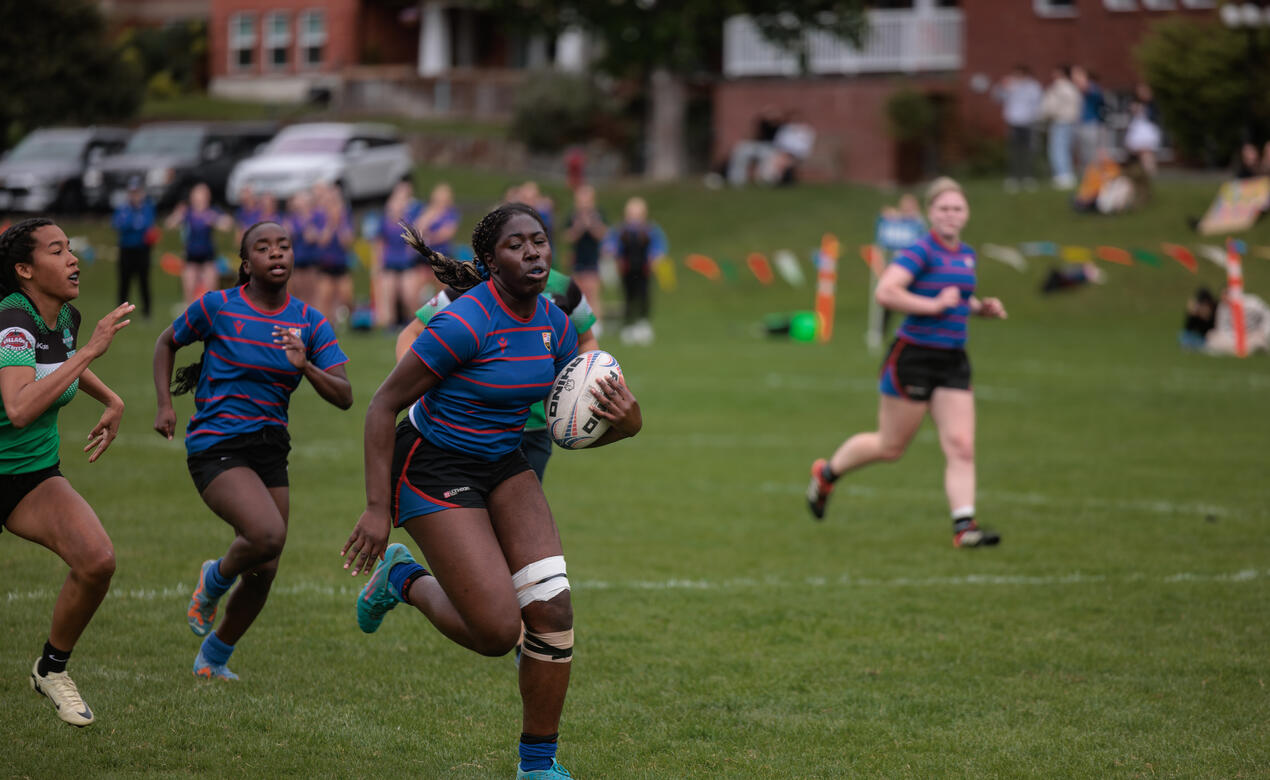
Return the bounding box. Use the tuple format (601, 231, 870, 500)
(758, 481, 1237, 518)
(4, 568, 1267, 604)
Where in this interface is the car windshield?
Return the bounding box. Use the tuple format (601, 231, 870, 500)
(124, 127, 204, 157)
(7, 133, 87, 162)
(266, 133, 347, 154)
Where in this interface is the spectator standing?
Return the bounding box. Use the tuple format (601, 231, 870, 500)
(603, 197, 667, 346)
(993, 65, 1043, 192)
(112, 177, 156, 319)
(373, 180, 425, 329)
(1073, 67, 1107, 172)
(1235, 142, 1262, 179)
(1041, 66, 1082, 190)
(564, 184, 607, 328)
(727, 106, 785, 187)
(418, 182, 460, 297)
(1124, 101, 1163, 179)
(164, 182, 232, 304)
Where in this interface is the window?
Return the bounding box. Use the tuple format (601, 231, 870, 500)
(229, 13, 256, 71)
(1034, 0, 1076, 17)
(298, 10, 326, 68)
(1103, 0, 1137, 10)
(266, 12, 290, 70)
(1180, 0, 1216, 7)
(1141, 0, 1177, 8)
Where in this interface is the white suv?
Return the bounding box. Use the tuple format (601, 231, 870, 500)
(227, 122, 413, 204)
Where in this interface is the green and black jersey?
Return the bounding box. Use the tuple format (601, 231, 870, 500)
(0, 292, 80, 474)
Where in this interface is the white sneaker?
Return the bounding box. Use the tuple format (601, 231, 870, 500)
(30, 659, 94, 727)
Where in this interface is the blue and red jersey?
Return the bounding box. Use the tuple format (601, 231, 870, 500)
(407, 280, 578, 461)
(171, 286, 348, 454)
(893, 232, 977, 350)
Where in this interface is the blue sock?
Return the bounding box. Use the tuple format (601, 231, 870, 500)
(518, 732, 558, 772)
(387, 562, 427, 602)
(204, 558, 236, 600)
(200, 631, 234, 666)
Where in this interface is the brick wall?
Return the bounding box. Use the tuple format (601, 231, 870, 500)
(209, 0, 361, 79)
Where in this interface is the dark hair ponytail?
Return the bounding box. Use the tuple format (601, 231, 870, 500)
(401, 203, 547, 292)
(173, 220, 284, 394)
(0, 217, 55, 296)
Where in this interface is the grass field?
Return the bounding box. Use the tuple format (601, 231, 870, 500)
(3, 173, 1269, 778)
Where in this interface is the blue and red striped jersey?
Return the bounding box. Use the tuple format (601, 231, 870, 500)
(171, 286, 348, 454)
(893, 233, 977, 350)
(408, 280, 578, 461)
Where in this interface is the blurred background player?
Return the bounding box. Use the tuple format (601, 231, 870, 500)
(165, 182, 232, 304)
(284, 189, 319, 305)
(343, 204, 641, 780)
(373, 180, 425, 329)
(868, 194, 928, 350)
(311, 181, 355, 322)
(564, 184, 607, 331)
(112, 176, 156, 320)
(0, 218, 133, 726)
(153, 221, 351, 681)
(417, 181, 460, 298)
(806, 178, 1007, 548)
(604, 196, 667, 346)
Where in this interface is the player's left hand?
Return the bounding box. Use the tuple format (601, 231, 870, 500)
(273, 326, 308, 369)
(84, 402, 123, 463)
(979, 297, 1008, 319)
(590, 375, 642, 438)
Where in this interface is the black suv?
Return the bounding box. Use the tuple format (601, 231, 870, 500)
(83, 121, 277, 211)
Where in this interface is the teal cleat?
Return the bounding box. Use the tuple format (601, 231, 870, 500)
(192, 650, 238, 681)
(357, 543, 415, 634)
(187, 559, 221, 637)
(517, 760, 572, 780)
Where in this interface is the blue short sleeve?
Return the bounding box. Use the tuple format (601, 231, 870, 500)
(410, 298, 484, 379)
(306, 311, 348, 371)
(172, 291, 225, 347)
(894, 243, 929, 277)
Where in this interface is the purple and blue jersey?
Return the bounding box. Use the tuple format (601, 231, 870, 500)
(893, 233, 977, 350)
(171, 286, 348, 455)
(421, 205, 460, 260)
(380, 201, 425, 271)
(184, 208, 222, 258)
(407, 280, 578, 461)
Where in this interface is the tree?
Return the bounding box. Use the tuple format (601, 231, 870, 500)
(478, 0, 867, 180)
(0, 0, 144, 148)
(1136, 18, 1270, 166)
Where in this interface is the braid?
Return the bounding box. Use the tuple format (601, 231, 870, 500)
(400, 221, 487, 291)
(0, 218, 55, 296)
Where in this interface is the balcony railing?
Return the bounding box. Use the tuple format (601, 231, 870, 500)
(723, 8, 964, 78)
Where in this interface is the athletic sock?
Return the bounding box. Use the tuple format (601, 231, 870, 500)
(387, 561, 428, 604)
(200, 631, 235, 666)
(952, 505, 976, 534)
(204, 558, 237, 600)
(821, 461, 839, 484)
(518, 732, 559, 772)
(37, 641, 71, 676)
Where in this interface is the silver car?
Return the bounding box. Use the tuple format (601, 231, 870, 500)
(0, 127, 130, 212)
(227, 122, 413, 204)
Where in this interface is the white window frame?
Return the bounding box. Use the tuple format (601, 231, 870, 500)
(1103, 0, 1137, 11)
(265, 11, 291, 71)
(229, 12, 257, 72)
(1034, 0, 1077, 17)
(298, 9, 327, 69)
(1141, 0, 1177, 9)
(1180, 0, 1216, 8)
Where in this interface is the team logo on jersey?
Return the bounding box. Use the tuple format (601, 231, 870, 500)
(289, 327, 302, 339)
(964, 256, 975, 268)
(0, 327, 34, 352)
(62, 327, 73, 349)
(234, 320, 245, 334)
(498, 336, 509, 353)
(542, 332, 551, 351)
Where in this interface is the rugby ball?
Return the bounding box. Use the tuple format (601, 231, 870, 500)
(547, 350, 623, 449)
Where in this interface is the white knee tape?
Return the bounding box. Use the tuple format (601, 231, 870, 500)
(521, 628, 574, 664)
(512, 555, 570, 608)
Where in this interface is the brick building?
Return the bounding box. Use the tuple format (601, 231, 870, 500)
(715, 0, 1218, 185)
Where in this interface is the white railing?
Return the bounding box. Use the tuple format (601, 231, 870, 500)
(723, 8, 964, 78)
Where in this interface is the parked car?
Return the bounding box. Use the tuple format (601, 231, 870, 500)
(226, 122, 413, 205)
(82, 121, 277, 211)
(0, 127, 130, 213)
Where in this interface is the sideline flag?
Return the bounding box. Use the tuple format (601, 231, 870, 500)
(773, 249, 805, 286)
(1021, 241, 1058, 257)
(1161, 243, 1197, 273)
(814, 233, 840, 343)
(1130, 248, 1162, 267)
(652, 256, 677, 292)
(982, 243, 1027, 271)
(1197, 245, 1228, 268)
(1095, 246, 1132, 266)
(746, 252, 774, 285)
(859, 244, 885, 276)
(684, 253, 722, 281)
(1060, 246, 1093, 264)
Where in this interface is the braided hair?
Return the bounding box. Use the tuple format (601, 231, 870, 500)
(0, 217, 55, 296)
(173, 220, 286, 395)
(400, 202, 546, 292)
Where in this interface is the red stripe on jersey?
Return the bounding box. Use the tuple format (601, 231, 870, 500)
(208, 349, 300, 375)
(428, 328, 459, 361)
(437, 310, 480, 346)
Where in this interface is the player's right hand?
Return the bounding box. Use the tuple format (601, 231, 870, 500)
(342, 508, 391, 576)
(85, 302, 135, 359)
(935, 286, 962, 312)
(153, 406, 176, 440)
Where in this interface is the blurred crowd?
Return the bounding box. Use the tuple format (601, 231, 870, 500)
(110, 176, 669, 345)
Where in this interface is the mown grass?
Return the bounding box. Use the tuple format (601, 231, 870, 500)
(2, 173, 1268, 778)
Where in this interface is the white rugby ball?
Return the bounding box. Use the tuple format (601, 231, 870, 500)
(547, 350, 623, 449)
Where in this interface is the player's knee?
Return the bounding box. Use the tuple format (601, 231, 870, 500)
(512, 556, 573, 663)
(244, 558, 280, 589)
(522, 592, 573, 635)
(244, 524, 287, 561)
(878, 441, 907, 462)
(943, 434, 974, 462)
(75, 545, 116, 588)
(472, 616, 524, 657)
